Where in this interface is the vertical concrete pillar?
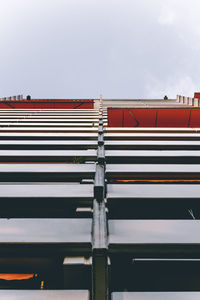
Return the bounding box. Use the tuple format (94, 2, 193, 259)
(188, 98, 194, 106)
(94, 99, 100, 110)
(180, 96, 184, 103)
(183, 96, 187, 104)
(194, 98, 199, 107)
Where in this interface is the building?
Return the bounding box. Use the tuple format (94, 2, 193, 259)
(0, 95, 200, 299)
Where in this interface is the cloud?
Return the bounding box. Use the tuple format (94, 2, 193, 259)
(0, 0, 200, 98)
(158, 5, 176, 26)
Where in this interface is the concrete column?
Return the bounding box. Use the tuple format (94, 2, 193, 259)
(94, 99, 100, 110)
(176, 95, 180, 102)
(180, 96, 184, 103)
(194, 98, 199, 107)
(188, 97, 194, 106)
(183, 96, 187, 104)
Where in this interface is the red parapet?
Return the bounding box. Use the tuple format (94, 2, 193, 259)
(0, 99, 94, 109)
(108, 107, 200, 127)
(194, 93, 200, 99)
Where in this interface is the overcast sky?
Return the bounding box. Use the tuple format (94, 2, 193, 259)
(0, 0, 199, 99)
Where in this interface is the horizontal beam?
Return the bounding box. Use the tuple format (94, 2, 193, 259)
(0, 122, 98, 127)
(0, 140, 97, 150)
(0, 150, 96, 162)
(0, 109, 98, 111)
(106, 164, 200, 179)
(105, 140, 200, 150)
(0, 164, 95, 181)
(0, 291, 89, 300)
(107, 184, 200, 219)
(0, 127, 98, 133)
(112, 292, 200, 300)
(0, 133, 98, 140)
(0, 218, 91, 253)
(0, 118, 99, 122)
(105, 128, 200, 133)
(109, 220, 200, 256)
(104, 133, 200, 141)
(0, 184, 94, 217)
(105, 150, 200, 163)
(0, 184, 93, 199)
(107, 184, 200, 199)
(0, 109, 98, 116)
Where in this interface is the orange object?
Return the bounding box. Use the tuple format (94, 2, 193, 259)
(0, 274, 34, 280)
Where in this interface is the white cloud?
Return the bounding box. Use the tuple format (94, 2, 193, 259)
(158, 5, 176, 26)
(0, 0, 200, 98)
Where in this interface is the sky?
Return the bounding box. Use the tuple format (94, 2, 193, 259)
(0, 0, 200, 99)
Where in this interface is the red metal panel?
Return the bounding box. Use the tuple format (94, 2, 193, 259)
(189, 109, 200, 127)
(194, 93, 200, 99)
(157, 109, 190, 127)
(123, 109, 157, 127)
(108, 107, 200, 127)
(108, 109, 123, 127)
(0, 100, 94, 109)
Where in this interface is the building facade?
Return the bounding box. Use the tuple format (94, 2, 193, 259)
(0, 96, 199, 299)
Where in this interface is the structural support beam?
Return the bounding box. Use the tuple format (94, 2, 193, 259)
(92, 200, 108, 300)
(94, 164, 105, 201)
(92, 97, 108, 300)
